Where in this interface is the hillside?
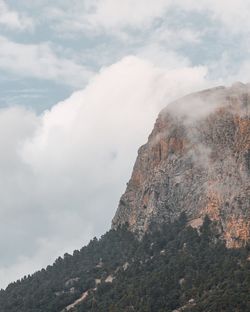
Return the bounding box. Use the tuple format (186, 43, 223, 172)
(0, 216, 249, 312)
(0, 83, 249, 311)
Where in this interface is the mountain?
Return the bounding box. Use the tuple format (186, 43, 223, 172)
(113, 83, 250, 248)
(0, 83, 249, 311)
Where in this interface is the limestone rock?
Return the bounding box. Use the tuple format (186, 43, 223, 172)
(112, 83, 250, 247)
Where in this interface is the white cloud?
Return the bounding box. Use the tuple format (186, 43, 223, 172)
(85, 0, 170, 30)
(0, 56, 210, 288)
(227, 60, 250, 84)
(43, 0, 250, 36)
(151, 26, 202, 47)
(45, 0, 171, 35)
(0, 0, 33, 31)
(0, 36, 93, 88)
(136, 44, 191, 69)
(180, 0, 250, 33)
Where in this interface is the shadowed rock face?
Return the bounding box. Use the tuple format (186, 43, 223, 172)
(112, 83, 250, 247)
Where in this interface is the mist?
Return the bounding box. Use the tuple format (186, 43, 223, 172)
(0, 56, 211, 288)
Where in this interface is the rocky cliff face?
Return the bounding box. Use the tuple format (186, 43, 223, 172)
(112, 83, 250, 247)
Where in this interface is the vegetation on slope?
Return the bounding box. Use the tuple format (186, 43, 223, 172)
(0, 215, 249, 312)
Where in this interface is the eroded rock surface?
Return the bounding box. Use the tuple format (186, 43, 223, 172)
(112, 83, 250, 247)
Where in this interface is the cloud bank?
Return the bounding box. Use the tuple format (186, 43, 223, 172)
(0, 56, 210, 288)
(43, 0, 250, 36)
(0, 0, 33, 31)
(0, 36, 93, 88)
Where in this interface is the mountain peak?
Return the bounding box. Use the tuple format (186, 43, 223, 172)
(112, 84, 250, 248)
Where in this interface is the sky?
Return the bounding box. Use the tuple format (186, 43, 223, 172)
(0, 0, 250, 288)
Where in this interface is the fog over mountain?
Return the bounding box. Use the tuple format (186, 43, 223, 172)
(0, 57, 210, 288)
(1, 0, 250, 288)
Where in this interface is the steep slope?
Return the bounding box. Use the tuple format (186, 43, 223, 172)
(1, 217, 250, 312)
(112, 83, 250, 247)
(0, 228, 138, 312)
(0, 83, 250, 311)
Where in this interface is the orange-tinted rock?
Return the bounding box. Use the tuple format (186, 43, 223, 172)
(112, 84, 250, 247)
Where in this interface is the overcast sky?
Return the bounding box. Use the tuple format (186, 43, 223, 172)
(0, 0, 250, 288)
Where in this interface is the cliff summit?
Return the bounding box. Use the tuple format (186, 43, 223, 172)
(112, 83, 250, 247)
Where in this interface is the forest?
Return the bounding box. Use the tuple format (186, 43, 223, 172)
(0, 214, 249, 312)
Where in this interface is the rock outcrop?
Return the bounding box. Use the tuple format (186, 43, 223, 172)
(112, 83, 250, 247)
